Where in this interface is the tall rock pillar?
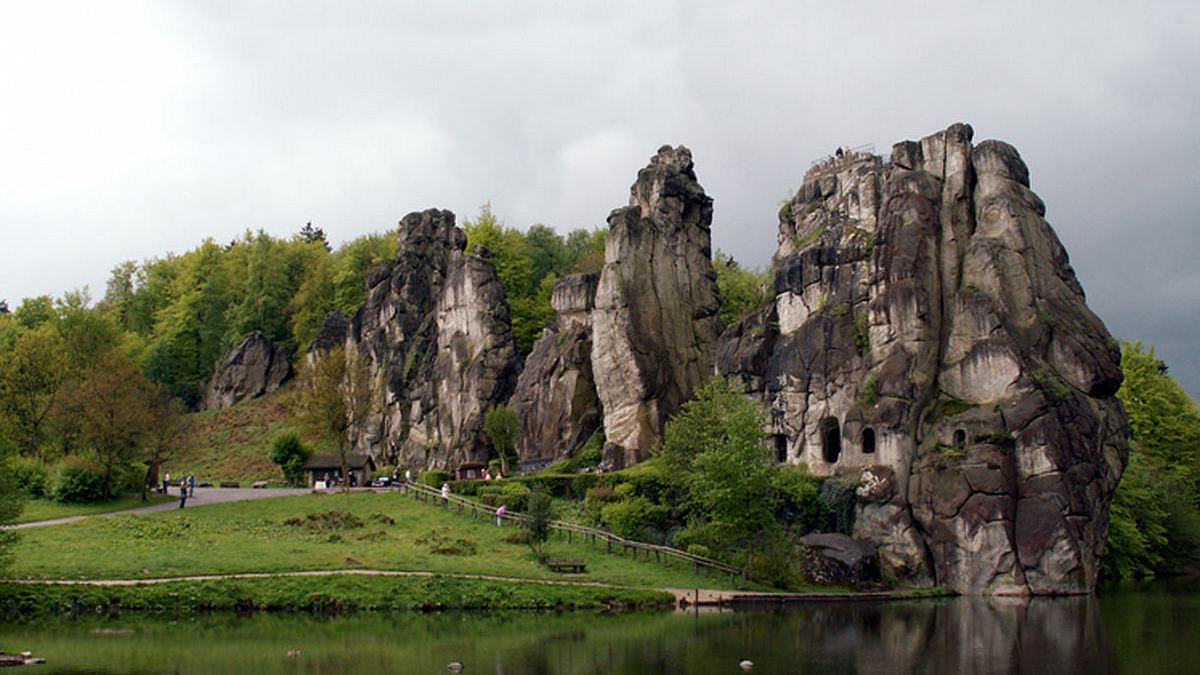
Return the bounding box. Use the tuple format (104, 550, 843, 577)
(591, 146, 722, 468)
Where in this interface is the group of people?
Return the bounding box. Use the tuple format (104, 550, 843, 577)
(160, 472, 196, 508)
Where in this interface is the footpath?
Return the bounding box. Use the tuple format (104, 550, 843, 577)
(9, 487, 309, 530)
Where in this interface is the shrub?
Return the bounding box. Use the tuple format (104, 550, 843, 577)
(601, 497, 668, 542)
(10, 456, 49, 497)
(268, 432, 310, 486)
(774, 465, 830, 534)
(583, 486, 618, 522)
(524, 491, 554, 555)
(500, 482, 531, 511)
(52, 459, 107, 504)
(418, 470, 451, 488)
(817, 478, 857, 535)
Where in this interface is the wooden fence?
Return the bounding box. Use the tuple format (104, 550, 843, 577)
(402, 481, 747, 585)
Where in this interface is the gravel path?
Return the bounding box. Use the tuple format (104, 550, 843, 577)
(9, 487, 310, 530)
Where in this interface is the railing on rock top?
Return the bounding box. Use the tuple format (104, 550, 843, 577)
(401, 480, 747, 585)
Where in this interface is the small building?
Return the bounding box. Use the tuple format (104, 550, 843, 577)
(304, 454, 376, 489)
(454, 461, 488, 480)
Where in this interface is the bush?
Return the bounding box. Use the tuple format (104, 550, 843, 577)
(601, 497, 668, 543)
(524, 491, 554, 554)
(583, 486, 618, 522)
(375, 464, 397, 480)
(268, 432, 310, 487)
(817, 477, 857, 535)
(774, 465, 831, 535)
(52, 459, 107, 504)
(418, 470, 451, 488)
(10, 456, 49, 497)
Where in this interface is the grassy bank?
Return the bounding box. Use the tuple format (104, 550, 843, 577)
(5, 491, 746, 591)
(0, 575, 670, 617)
(15, 494, 175, 524)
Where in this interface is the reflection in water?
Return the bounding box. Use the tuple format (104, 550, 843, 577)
(0, 584, 1194, 674)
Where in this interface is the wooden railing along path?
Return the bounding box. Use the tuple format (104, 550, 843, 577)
(401, 481, 747, 586)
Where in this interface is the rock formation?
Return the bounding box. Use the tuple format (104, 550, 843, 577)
(590, 145, 723, 467)
(511, 272, 602, 467)
(717, 124, 1128, 594)
(344, 209, 520, 469)
(205, 331, 293, 410)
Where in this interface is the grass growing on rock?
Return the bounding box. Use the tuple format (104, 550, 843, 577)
(4, 492, 742, 591)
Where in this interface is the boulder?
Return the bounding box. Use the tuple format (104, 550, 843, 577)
(719, 123, 1128, 594)
(591, 145, 723, 467)
(204, 331, 292, 410)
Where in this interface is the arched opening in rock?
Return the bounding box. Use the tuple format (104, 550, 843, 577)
(774, 435, 788, 463)
(862, 427, 876, 454)
(954, 429, 966, 449)
(821, 418, 842, 463)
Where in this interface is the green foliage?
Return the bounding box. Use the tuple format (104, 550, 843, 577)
(524, 491, 554, 555)
(484, 405, 520, 475)
(9, 456, 50, 497)
(853, 314, 870, 355)
(713, 250, 772, 325)
(600, 496, 669, 543)
(52, 458, 107, 504)
(773, 465, 833, 535)
(858, 375, 879, 407)
(0, 459, 24, 573)
(657, 377, 779, 569)
(1104, 342, 1200, 579)
(418, 470, 451, 488)
(268, 432, 311, 486)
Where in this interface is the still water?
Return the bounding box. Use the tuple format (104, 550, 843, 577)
(0, 581, 1195, 674)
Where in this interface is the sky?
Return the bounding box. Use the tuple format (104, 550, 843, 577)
(1, 1, 1198, 398)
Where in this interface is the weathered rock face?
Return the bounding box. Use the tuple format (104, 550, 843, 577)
(308, 311, 349, 356)
(511, 273, 603, 467)
(591, 146, 723, 468)
(205, 331, 292, 410)
(718, 124, 1128, 595)
(345, 210, 520, 469)
(800, 533, 883, 590)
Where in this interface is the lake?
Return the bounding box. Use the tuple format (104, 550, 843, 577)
(0, 580, 1195, 674)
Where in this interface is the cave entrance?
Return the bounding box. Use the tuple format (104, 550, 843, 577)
(821, 417, 842, 463)
(954, 429, 967, 449)
(862, 427, 876, 454)
(774, 435, 788, 463)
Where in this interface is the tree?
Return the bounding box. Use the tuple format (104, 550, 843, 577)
(657, 376, 779, 571)
(484, 405, 520, 475)
(0, 458, 22, 573)
(299, 221, 331, 251)
(1104, 341, 1200, 578)
(270, 431, 311, 486)
(713, 250, 772, 326)
(524, 490, 554, 556)
(141, 386, 187, 500)
(0, 325, 69, 457)
(71, 350, 155, 500)
(294, 346, 378, 491)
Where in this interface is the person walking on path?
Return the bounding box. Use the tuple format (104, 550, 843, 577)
(188, 475, 195, 497)
(178, 480, 187, 509)
(163, 472, 170, 495)
(441, 482, 450, 507)
(495, 504, 506, 526)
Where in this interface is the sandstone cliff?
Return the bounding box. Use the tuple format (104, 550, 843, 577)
(344, 209, 519, 469)
(590, 145, 723, 468)
(205, 331, 292, 410)
(717, 124, 1127, 594)
(511, 272, 602, 466)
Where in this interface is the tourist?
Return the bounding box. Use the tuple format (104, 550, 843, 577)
(188, 475, 195, 497)
(495, 504, 506, 526)
(404, 469, 412, 483)
(441, 482, 450, 507)
(163, 472, 170, 495)
(835, 146, 844, 159)
(178, 480, 187, 509)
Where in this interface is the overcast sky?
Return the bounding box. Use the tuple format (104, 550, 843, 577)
(2, 1, 1197, 398)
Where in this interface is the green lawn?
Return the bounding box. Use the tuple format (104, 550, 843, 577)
(15, 493, 175, 524)
(4, 491, 754, 591)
